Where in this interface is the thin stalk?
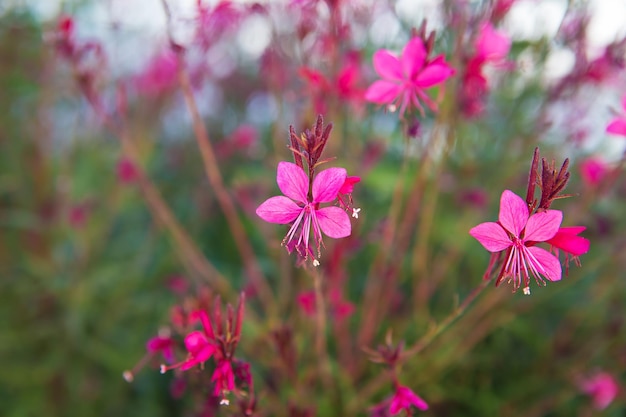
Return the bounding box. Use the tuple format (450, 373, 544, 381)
(312, 267, 332, 388)
(161, 0, 275, 315)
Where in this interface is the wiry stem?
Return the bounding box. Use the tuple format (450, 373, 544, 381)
(161, 0, 275, 314)
(312, 267, 332, 387)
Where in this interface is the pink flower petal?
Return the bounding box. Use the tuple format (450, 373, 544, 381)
(606, 118, 626, 136)
(312, 167, 347, 203)
(372, 50, 403, 81)
(498, 190, 529, 237)
(524, 209, 562, 242)
(401, 37, 427, 80)
(527, 246, 562, 281)
(415, 63, 455, 87)
(316, 206, 351, 238)
(476, 23, 511, 62)
(469, 221, 512, 252)
(364, 80, 402, 104)
(184, 331, 208, 354)
(622, 94, 626, 111)
(339, 176, 360, 194)
(256, 196, 302, 224)
(277, 161, 308, 202)
(547, 227, 590, 256)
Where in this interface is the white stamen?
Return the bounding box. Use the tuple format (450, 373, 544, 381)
(313, 259, 320, 267)
(387, 104, 397, 113)
(523, 287, 531, 295)
(159, 364, 167, 374)
(220, 398, 230, 406)
(352, 207, 361, 219)
(122, 371, 134, 382)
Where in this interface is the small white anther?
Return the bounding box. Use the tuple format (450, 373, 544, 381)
(220, 398, 230, 406)
(352, 207, 361, 219)
(160, 364, 167, 374)
(387, 104, 397, 113)
(523, 287, 531, 295)
(122, 371, 134, 382)
(313, 259, 320, 267)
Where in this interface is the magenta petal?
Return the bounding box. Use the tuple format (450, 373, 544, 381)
(415, 63, 455, 87)
(524, 209, 562, 242)
(256, 196, 302, 224)
(469, 221, 511, 252)
(184, 331, 208, 354)
(527, 246, 562, 281)
(276, 161, 308, 202)
(547, 228, 590, 256)
(372, 50, 403, 81)
(606, 118, 626, 136)
(365, 80, 402, 104)
(313, 167, 347, 203)
(476, 23, 511, 61)
(316, 206, 351, 238)
(498, 190, 529, 236)
(401, 37, 426, 80)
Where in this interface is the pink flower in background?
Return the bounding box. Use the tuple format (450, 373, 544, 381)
(365, 37, 455, 116)
(146, 336, 175, 363)
(135, 50, 178, 96)
(580, 372, 620, 410)
(117, 157, 139, 184)
(460, 23, 511, 117)
(475, 23, 511, 64)
(256, 162, 351, 262)
(389, 385, 429, 414)
(606, 94, 626, 137)
(580, 157, 609, 186)
(469, 190, 563, 293)
(297, 289, 355, 320)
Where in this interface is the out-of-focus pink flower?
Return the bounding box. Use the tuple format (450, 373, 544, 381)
(297, 289, 355, 320)
(580, 157, 609, 186)
(211, 359, 236, 400)
(116, 157, 139, 184)
(389, 385, 429, 414)
(68, 204, 88, 228)
(167, 275, 189, 295)
(606, 94, 626, 137)
(256, 162, 352, 262)
(475, 23, 511, 64)
(146, 336, 175, 363)
(460, 23, 511, 117)
(365, 37, 454, 116)
(135, 50, 178, 96)
(493, 0, 517, 21)
(580, 372, 620, 410)
(195, 0, 243, 50)
(469, 190, 562, 293)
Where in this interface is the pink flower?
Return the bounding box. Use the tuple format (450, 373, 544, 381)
(116, 157, 138, 184)
(146, 336, 175, 363)
(469, 190, 563, 293)
(547, 226, 590, 257)
(256, 162, 351, 262)
(580, 372, 620, 410)
(389, 385, 429, 414)
(365, 37, 455, 116)
(580, 157, 609, 186)
(475, 23, 511, 64)
(211, 359, 236, 399)
(606, 94, 626, 137)
(134, 50, 178, 96)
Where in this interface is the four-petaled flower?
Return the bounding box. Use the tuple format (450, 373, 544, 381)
(256, 161, 351, 262)
(469, 190, 563, 294)
(365, 37, 455, 116)
(606, 94, 626, 137)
